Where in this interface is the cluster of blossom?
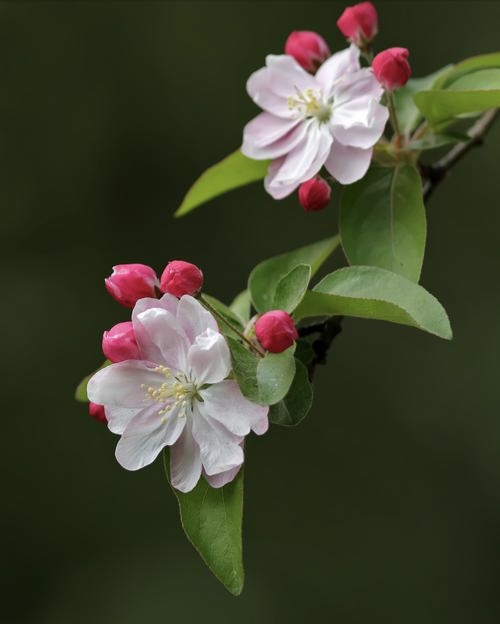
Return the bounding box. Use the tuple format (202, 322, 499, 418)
(88, 261, 297, 492)
(242, 1, 411, 210)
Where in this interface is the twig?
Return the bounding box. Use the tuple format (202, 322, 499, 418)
(298, 317, 344, 380)
(422, 108, 500, 202)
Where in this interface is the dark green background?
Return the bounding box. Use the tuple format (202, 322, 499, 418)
(2, 1, 500, 622)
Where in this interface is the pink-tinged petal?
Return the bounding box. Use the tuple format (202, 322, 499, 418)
(132, 295, 180, 362)
(176, 295, 218, 344)
(135, 307, 189, 372)
(324, 142, 373, 184)
(187, 329, 231, 386)
(205, 464, 242, 489)
(334, 68, 384, 105)
(315, 44, 360, 95)
(115, 404, 186, 471)
(200, 380, 269, 436)
(191, 403, 244, 476)
(104, 406, 139, 435)
(265, 123, 333, 199)
(242, 113, 307, 160)
(170, 419, 202, 493)
(87, 360, 161, 408)
(332, 99, 388, 148)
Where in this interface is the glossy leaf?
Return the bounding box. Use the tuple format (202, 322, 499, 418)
(273, 264, 311, 313)
(415, 88, 500, 125)
(294, 266, 452, 340)
(75, 360, 111, 402)
(201, 294, 244, 340)
(268, 360, 313, 427)
(256, 346, 296, 405)
(230, 290, 252, 325)
(227, 337, 260, 403)
(340, 165, 426, 282)
(249, 235, 340, 312)
(175, 150, 270, 217)
(164, 453, 244, 596)
(434, 52, 500, 89)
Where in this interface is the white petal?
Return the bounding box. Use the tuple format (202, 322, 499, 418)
(315, 44, 360, 95)
(187, 329, 231, 385)
(135, 307, 189, 371)
(176, 295, 218, 344)
(204, 464, 242, 489)
(332, 99, 388, 148)
(170, 419, 202, 493)
(115, 404, 186, 471)
(242, 113, 307, 160)
(105, 406, 139, 435)
(87, 361, 162, 408)
(191, 402, 244, 476)
(324, 142, 373, 184)
(200, 380, 269, 436)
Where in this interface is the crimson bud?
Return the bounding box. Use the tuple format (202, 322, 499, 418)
(255, 310, 298, 353)
(298, 176, 331, 212)
(372, 47, 411, 90)
(160, 260, 204, 298)
(337, 2, 378, 47)
(284, 31, 331, 73)
(105, 264, 159, 308)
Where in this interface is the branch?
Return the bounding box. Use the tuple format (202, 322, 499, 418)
(298, 317, 344, 380)
(422, 108, 500, 202)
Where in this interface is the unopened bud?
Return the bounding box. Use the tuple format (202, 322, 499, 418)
(89, 401, 107, 424)
(284, 31, 331, 73)
(255, 310, 298, 353)
(160, 260, 204, 298)
(337, 2, 378, 47)
(372, 47, 411, 91)
(102, 321, 140, 362)
(105, 264, 159, 308)
(298, 176, 331, 212)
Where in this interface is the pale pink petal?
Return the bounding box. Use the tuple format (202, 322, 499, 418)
(324, 142, 373, 184)
(115, 403, 186, 471)
(104, 406, 139, 435)
(135, 307, 189, 371)
(242, 113, 307, 160)
(170, 419, 203, 493)
(87, 361, 161, 408)
(187, 329, 231, 386)
(334, 69, 384, 105)
(205, 464, 242, 489)
(315, 44, 360, 95)
(200, 380, 269, 436)
(176, 295, 218, 344)
(191, 403, 244, 475)
(332, 99, 388, 148)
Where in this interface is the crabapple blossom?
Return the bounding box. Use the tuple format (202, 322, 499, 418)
(160, 260, 204, 298)
(372, 47, 411, 90)
(241, 44, 388, 199)
(337, 2, 378, 47)
(87, 294, 268, 493)
(105, 264, 159, 308)
(89, 402, 107, 424)
(284, 31, 331, 73)
(298, 176, 331, 212)
(255, 310, 298, 353)
(102, 321, 140, 363)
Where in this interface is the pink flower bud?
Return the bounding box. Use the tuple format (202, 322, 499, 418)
(337, 2, 378, 47)
(255, 310, 298, 353)
(284, 31, 331, 73)
(372, 47, 412, 91)
(89, 401, 107, 424)
(160, 260, 204, 298)
(298, 176, 331, 212)
(105, 264, 159, 308)
(102, 321, 140, 362)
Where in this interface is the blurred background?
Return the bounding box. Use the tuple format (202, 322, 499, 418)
(2, 1, 500, 622)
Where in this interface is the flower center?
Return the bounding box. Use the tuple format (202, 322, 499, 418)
(141, 365, 198, 419)
(287, 88, 332, 123)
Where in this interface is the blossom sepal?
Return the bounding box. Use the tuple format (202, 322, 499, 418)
(163, 452, 245, 596)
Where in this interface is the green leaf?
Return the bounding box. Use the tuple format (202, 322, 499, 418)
(273, 264, 311, 313)
(340, 165, 426, 283)
(248, 235, 340, 313)
(175, 150, 270, 217)
(434, 52, 500, 89)
(294, 266, 452, 340)
(227, 336, 260, 403)
(163, 453, 244, 596)
(394, 66, 452, 135)
(201, 294, 244, 340)
(409, 132, 468, 151)
(415, 87, 500, 126)
(75, 360, 111, 402)
(268, 359, 313, 427)
(229, 290, 252, 325)
(256, 346, 296, 405)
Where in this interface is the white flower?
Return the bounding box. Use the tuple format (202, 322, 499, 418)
(87, 294, 269, 493)
(241, 44, 389, 199)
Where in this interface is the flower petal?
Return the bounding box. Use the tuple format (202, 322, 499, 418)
(200, 380, 269, 436)
(87, 360, 162, 408)
(104, 406, 139, 435)
(187, 328, 231, 386)
(315, 44, 360, 95)
(332, 98, 388, 148)
(169, 419, 203, 493)
(204, 464, 242, 489)
(324, 142, 373, 184)
(134, 307, 189, 371)
(115, 403, 186, 471)
(191, 402, 244, 476)
(242, 112, 307, 160)
(176, 295, 218, 344)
